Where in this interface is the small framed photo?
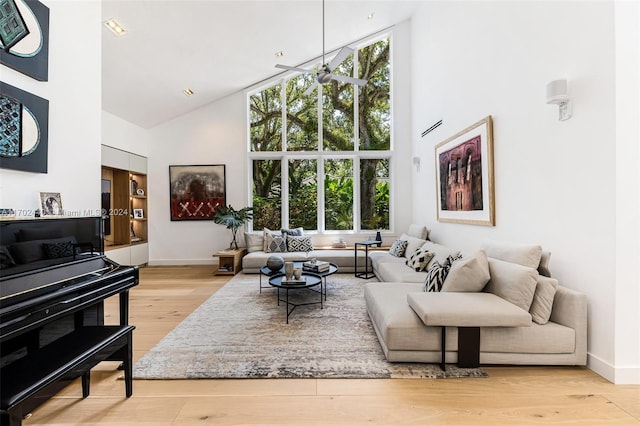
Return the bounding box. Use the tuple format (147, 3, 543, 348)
(133, 208, 144, 219)
(38, 192, 63, 216)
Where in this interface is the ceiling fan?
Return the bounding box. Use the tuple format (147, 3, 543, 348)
(275, 0, 367, 96)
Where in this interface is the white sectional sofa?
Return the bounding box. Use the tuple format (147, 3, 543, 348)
(240, 229, 370, 273)
(364, 231, 588, 366)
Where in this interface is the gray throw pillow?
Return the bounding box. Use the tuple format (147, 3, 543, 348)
(529, 275, 559, 324)
(244, 232, 264, 253)
(441, 250, 490, 292)
(485, 258, 538, 311)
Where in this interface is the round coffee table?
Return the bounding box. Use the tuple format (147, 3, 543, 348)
(260, 261, 338, 300)
(268, 273, 322, 323)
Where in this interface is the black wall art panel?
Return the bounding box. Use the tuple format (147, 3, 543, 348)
(0, 81, 48, 173)
(0, 0, 49, 81)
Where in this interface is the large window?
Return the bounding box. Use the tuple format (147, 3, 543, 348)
(249, 36, 391, 232)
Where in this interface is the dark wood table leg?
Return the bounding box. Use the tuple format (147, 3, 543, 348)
(457, 327, 480, 368)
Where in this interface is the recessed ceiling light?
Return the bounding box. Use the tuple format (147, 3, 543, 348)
(104, 18, 126, 36)
(275, 51, 284, 57)
(367, 12, 375, 20)
(183, 88, 195, 96)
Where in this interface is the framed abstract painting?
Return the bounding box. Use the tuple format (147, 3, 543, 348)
(169, 164, 226, 221)
(435, 116, 495, 226)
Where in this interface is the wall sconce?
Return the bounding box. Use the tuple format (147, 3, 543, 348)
(412, 156, 421, 172)
(546, 79, 572, 121)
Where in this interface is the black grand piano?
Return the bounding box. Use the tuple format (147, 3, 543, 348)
(0, 216, 138, 426)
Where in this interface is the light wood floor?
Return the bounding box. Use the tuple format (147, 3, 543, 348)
(25, 265, 639, 425)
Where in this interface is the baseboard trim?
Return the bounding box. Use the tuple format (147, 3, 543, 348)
(149, 259, 215, 266)
(587, 352, 640, 384)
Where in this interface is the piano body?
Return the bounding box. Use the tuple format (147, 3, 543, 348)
(0, 216, 138, 425)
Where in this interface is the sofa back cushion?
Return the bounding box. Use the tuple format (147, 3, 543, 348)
(483, 240, 542, 269)
(441, 250, 490, 292)
(421, 241, 461, 270)
(407, 223, 430, 240)
(399, 233, 427, 260)
(485, 258, 538, 311)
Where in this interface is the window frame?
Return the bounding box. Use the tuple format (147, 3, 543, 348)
(246, 32, 394, 235)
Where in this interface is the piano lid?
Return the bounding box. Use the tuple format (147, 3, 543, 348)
(1, 216, 105, 280)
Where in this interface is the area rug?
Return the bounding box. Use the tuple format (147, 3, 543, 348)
(133, 273, 487, 379)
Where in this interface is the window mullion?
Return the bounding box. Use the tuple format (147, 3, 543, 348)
(281, 157, 289, 229)
(317, 158, 325, 232)
(281, 80, 287, 152)
(353, 47, 359, 154)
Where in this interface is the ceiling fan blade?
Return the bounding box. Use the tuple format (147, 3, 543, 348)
(327, 46, 354, 71)
(275, 64, 311, 73)
(331, 74, 367, 86)
(303, 81, 319, 96)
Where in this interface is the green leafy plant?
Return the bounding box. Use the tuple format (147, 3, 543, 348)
(213, 205, 254, 250)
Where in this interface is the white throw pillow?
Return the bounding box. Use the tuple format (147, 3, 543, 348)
(441, 250, 490, 292)
(244, 231, 264, 253)
(485, 258, 538, 311)
(529, 275, 559, 324)
(483, 240, 543, 269)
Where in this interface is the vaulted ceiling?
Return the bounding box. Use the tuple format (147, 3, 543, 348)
(101, 1, 419, 129)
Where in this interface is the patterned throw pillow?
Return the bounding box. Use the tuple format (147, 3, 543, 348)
(389, 239, 408, 257)
(424, 254, 464, 292)
(265, 233, 287, 253)
(263, 228, 282, 251)
(287, 235, 313, 252)
(405, 246, 435, 272)
(43, 241, 74, 259)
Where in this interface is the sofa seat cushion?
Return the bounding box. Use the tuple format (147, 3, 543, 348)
(364, 282, 439, 351)
(407, 292, 532, 327)
(307, 249, 369, 268)
(369, 251, 406, 270)
(377, 262, 427, 283)
(480, 321, 575, 354)
(242, 251, 308, 269)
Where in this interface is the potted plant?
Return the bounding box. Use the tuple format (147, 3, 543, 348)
(213, 205, 254, 250)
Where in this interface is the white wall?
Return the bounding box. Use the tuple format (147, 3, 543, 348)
(0, 1, 102, 216)
(102, 111, 149, 158)
(614, 0, 640, 385)
(147, 92, 247, 264)
(146, 23, 414, 264)
(411, 0, 637, 383)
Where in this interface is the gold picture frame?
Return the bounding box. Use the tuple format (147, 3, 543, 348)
(435, 116, 495, 226)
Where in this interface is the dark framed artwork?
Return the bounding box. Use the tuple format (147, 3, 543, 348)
(435, 116, 495, 226)
(0, 81, 49, 173)
(0, 0, 49, 81)
(169, 164, 226, 221)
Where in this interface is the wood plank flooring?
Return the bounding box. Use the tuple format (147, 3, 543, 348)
(25, 265, 640, 425)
